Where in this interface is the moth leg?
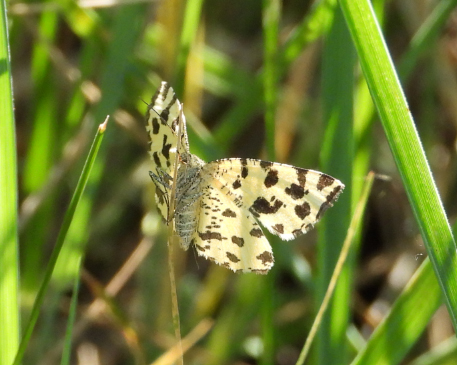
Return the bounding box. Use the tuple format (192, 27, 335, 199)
(149, 168, 173, 188)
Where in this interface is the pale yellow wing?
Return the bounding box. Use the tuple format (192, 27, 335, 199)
(145, 82, 189, 221)
(191, 181, 274, 274)
(201, 158, 344, 240)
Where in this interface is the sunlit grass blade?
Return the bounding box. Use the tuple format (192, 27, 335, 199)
(13, 117, 109, 365)
(0, 0, 20, 364)
(340, 0, 457, 328)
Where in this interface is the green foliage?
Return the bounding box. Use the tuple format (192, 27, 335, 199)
(3, 0, 457, 364)
(0, 1, 20, 364)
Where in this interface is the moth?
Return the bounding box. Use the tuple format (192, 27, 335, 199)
(145, 82, 344, 274)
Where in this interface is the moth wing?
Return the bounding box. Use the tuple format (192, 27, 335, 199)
(146, 82, 189, 220)
(191, 181, 274, 274)
(201, 158, 344, 240)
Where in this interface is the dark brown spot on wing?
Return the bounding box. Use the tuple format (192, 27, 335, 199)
(233, 179, 241, 189)
(317, 174, 335, 191)
(272, 224, 284, 234)
(232, 236, 244, 247)
(159, 93, 177, 122)
(296, 168, 308, 187)
(260, 161, 273, 169)
(158, 83, 171, 102)
(227, 252, 240, 263)
(153, 152, 161, 168)
(152, 117, 160, 134)
(241, 167, 248, 178)
(250, 228, 264, 237)
(194, 241, 206, 252)
(161, 135, 172, 159)
(251, 197, 283, 214)
(285, 183, 305, 199)
(199, 231, 222, 241)
(295, 202, 311, 220)
(160, 109, 169, 121)
(256, 251, 273, 265)
(222, 209, 237, 218)
(316, 185, 343, 219)
(240, 158, 249, 178)
(264, 170, 279, 188)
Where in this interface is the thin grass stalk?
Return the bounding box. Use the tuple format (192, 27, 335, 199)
(151, 319, 214, 365)
(166, 106, 185, 365)
(261, 1, 281, 364)
(13, 118, 109, 365)
(297, 172, 374, 365)
(262, 0, 280, 161)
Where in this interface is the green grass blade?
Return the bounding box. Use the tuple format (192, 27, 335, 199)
(53, 4, 145, 287)
(260, 1, 281, 363)
(398, 0, 457, 80)
(350, 215, 457, 364)
(350, 259, 442, 365)
(21, 11, 60, 294)
(282, 0, 337, 68)
(174, 0, 204, 94)
(317, 6, 354, 363)
(13, 118, 108, 365)
(262, 0, 280, 161)
(340, 0, 457, 328)
(0, 1, 20, 364)
(410, 336, 457, 365)
(23, 10, 58, 193)
(60, 256, 82, 365)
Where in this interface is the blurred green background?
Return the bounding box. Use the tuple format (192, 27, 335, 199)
(3, 0, 457, 364)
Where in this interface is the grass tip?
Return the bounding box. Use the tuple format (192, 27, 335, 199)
(99, 115, 109, 132)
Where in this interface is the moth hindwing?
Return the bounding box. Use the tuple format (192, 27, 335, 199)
(145, 81, 345, 274)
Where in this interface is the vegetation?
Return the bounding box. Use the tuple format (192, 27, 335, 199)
(1, 0, 457, 364)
